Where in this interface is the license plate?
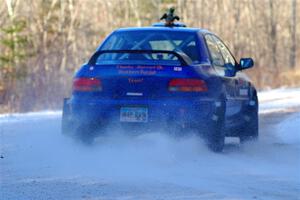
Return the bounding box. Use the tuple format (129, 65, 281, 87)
(120, 107, 148, 123)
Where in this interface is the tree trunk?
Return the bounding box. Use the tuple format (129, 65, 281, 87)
(289, 0, 297, 69)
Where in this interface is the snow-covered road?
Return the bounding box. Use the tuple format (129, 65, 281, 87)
(1, 88, 300, 200)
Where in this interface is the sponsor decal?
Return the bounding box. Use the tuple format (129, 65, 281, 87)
(128, 78, 144, 83)
(117, 65, 164, 75)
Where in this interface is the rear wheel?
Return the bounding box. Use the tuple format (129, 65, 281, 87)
(75, 123, 97, 145)
(239, 93, 259, 143)
(205, 97, 226, 152)
(61, 98, 98, 144)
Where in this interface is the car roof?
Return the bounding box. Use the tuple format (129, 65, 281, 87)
(114, 26, 212, 35)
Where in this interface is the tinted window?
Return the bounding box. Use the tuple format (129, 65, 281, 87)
(101, 30, 201, 63)
(204, 35, 224, 67)
(212, 36, 236, 66)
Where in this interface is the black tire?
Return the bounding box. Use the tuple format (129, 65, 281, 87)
(240, 94, 259, 143)
(206, 97, 226, 152)
(75, 123, 97, 145)
(61, 98, 99, 144)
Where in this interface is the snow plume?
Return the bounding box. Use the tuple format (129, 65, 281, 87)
(275, 112, 300, 144)
(1, 88, 300, 199)
(1, 112, 299, 199)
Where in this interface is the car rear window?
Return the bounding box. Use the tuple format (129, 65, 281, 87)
(99, 30, 201, 64)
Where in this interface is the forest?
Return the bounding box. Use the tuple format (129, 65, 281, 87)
(0, 0, 299, 113)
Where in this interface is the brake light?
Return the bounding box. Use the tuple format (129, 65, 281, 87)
(168, 78, 207, 92)
(73, 78, 102, 92)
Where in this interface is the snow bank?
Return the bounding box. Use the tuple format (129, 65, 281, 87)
(259, 87, 300, 114)
(0, 111, 61, 124)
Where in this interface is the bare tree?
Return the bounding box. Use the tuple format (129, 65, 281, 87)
(290, 0, 297, 69)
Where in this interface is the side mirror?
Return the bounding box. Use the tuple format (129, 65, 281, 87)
(239, 58, 254, 70)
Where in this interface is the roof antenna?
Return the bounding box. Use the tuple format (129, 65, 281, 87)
(160, 7, 180, 26)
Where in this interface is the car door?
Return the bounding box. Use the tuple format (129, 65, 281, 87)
(204, 34, 240, 118)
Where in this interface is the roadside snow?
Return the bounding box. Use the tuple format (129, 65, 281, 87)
(259, 87, 300, 114)
(0, 111, 61, 124)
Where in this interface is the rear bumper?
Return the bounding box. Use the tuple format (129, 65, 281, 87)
(65, 98, 216, 129)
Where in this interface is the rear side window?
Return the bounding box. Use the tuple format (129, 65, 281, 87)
(101, 30, 201, 63)
(204, 35, 224, 67)
(212, 36, 236, 66)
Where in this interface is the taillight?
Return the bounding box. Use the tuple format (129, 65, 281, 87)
(73, 78, 102, 92)
(168, 78, 207, 92)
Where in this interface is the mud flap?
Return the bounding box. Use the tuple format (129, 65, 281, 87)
(61, 98, 73, 135)
(240, 94, 259, 143)
(206, 97, 226, 152)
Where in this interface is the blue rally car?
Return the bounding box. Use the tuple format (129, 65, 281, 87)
(62, 16, 258, 152)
